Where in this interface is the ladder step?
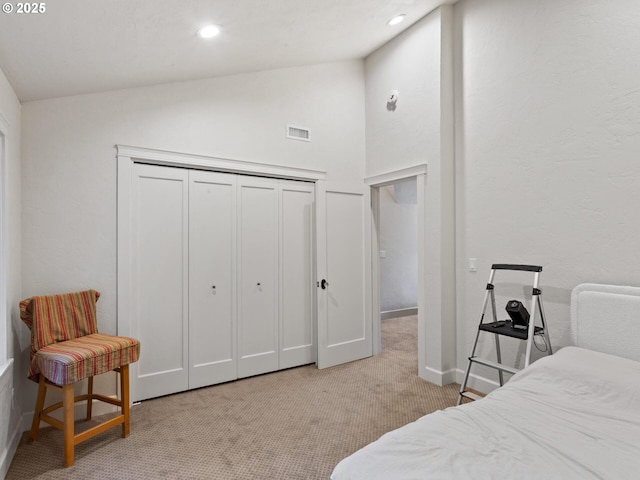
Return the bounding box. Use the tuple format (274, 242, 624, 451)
(478, 321, 545, 340)
(469, 357, 520, 375)
(459, 391, 483, 402)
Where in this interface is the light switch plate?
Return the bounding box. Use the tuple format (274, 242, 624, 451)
(469, 258, 477, 272)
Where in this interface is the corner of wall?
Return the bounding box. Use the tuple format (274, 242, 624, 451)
(438, 1, 457, 378)
(0, 63, 23, 480)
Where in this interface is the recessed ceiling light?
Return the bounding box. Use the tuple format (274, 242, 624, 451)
(387, 14, 406, 26)
(197, 24, 221, 39)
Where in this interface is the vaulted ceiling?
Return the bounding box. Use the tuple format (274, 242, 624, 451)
(0, 0, 452, 102)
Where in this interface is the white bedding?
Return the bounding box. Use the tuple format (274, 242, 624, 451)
(331, 346, 640, 480)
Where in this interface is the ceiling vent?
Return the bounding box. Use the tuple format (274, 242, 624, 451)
(287, 124, 311, 142)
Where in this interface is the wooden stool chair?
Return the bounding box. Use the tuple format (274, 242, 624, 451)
(19, 289, 140, 467)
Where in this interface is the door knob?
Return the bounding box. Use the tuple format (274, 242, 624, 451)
(320, 279, 328, 290)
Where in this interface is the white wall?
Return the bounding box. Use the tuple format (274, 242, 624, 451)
(20, 60, 366, 412)
(379, 179, 417, 313)
(454, 0, 640, 391)
(0, 65, 22, 480)
(365, 11, 441, 175)
(365, 6, 456, 385)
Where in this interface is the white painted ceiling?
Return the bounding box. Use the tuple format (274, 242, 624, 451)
(0, 0, 451, 102)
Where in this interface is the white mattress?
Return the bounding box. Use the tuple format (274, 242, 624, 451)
(331, 346, 640, 480)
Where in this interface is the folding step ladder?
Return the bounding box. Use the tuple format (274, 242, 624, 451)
(458, 264, 552, 405)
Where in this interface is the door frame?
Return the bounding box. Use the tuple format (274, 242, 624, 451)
(366, 163, 456, 387)
(366, 165, 426, 359)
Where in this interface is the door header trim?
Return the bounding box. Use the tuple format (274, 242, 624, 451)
(116, 144, 327, 182)
(364, 163, 427, 187)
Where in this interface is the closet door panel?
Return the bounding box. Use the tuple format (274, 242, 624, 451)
(279, 181, 315, 369)
(237, 177, 279, 378)
(133, 164, 189, 400)
(189, 171, 237, 388)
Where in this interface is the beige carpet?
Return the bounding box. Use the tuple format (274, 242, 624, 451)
(7, 316, 459, 479)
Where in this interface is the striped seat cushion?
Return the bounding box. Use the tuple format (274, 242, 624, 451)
(31, 333, 140, 385)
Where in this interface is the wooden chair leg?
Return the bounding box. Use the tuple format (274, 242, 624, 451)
(62, 383, 75, 467)
(30, 375, 47, 441)
(86, 376, 93, 421)
(120, 365, 130, 438)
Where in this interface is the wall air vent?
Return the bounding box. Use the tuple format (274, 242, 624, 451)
(287, 124, 311, 142)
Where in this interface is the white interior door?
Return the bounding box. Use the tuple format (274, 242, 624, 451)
(316, 181, 372, 368)
(133, 163, 189, 400)
(237, 177, 279, 378)
(279, 180, 315, 369)
(188, 170, 237, 388)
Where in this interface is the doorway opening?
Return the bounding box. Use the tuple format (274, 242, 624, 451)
(378, 178, 418, 322)
(370, 173, 421, 363)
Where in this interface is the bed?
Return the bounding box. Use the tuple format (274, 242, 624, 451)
(331, 283, 640, 480)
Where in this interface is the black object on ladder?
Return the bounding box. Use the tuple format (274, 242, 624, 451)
(457, 264, 552, 405)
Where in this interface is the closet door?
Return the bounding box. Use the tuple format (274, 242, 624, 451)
(133, 164, 189, 400)
(237, 177, 279, 378)
(279, 180, 315, 369)
(189, 171, 237, 388)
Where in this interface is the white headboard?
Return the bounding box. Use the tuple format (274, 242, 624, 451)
(571, 283, 640, 362)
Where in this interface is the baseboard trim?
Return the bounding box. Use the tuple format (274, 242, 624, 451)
(455, 368, 501, 395)
(421, 365, 457, 386)
(381, 307, 418, 320)
(422, 368, 501, 397)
